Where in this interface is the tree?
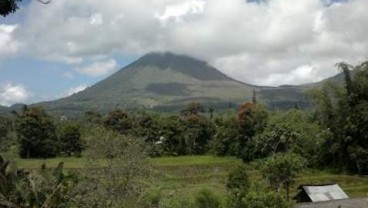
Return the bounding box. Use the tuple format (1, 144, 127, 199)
(180, 102, 205, 116)
(157, 115, 185, 155)
(76, 127, 151, 207)
(211, 112, 239, 156)
(236, 102, 269, 161)
(102, 109, 133, 134)
(58, 122, 84, 156)
(130, 110, 160, 143)
(254, 109, 321, 163)
(81, 110, 102, 125)
(0, 116, 12, 152)
(0, 0, 50, 17)
(15, 106, 58, 158)
(261, 153, 306, 201)
(181, 114, 214, 155)
(310, 62, 368, 173)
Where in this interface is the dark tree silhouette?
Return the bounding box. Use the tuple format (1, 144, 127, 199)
(1, 0, 50, 17)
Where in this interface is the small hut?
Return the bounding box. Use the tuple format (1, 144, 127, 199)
(294, 184, 349, 203)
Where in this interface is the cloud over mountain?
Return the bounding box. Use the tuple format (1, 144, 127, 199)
(8, 0, 368, 86)
(0, 83, 30, 106)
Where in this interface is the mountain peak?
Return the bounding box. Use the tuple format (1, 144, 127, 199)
(130, 52, 228, 81)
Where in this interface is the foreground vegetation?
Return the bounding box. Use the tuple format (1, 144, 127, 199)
(2, 155, 368, 204)
(1, 62, 368, 207)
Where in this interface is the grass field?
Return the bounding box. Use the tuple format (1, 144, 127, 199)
(3, 154, 368, 202)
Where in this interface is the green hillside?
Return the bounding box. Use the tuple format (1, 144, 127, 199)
(32, 52, 347, 115)
(39, 53, 256, 115)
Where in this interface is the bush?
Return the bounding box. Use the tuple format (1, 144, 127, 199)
(226, 164, 250, 208)
(194, 189, 221, 208)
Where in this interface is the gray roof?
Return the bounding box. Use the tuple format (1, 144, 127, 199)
(300, 184, 349, 202)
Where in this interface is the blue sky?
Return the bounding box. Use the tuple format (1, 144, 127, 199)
(0, 0, 367, 106)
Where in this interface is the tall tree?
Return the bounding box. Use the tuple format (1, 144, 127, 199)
(181, 114, 214, 155)
(254, 109, 321, 163)
(311, 62, 368, 173)
(236, 102, 269, 161)
(80, 127, 151, 207)
(157, 115, 185, 155)
(102, 109, 133, 134)
(211, 111, 239, 156)
(58, 122, 84, 156)
(15, 106, 58, 158)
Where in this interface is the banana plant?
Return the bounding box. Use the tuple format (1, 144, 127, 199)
(0, 155, 77, 208)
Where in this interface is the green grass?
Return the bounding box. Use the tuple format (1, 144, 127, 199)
(151, 155, 240, 166)
(4, 155, 368, 200)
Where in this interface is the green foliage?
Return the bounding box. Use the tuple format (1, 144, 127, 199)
(226, 164, 250, 207)
(181, 114, 215, 155)
(261, 153, 306, 200)
(144, 190, 162, 208)
(226, 163, 289, 208)
(58, 122, 84, 156)
(156, 115, 184, 155)
(310, 62, 368, 174)
(102, 109, 133, 134)
(15, 106, 59, 158)
(0, 116, 12, 152)
(180, 102, 205, 116)
(227, 164, 250, 194)
(254, 109, 322, 164)
(211, 111, 239, 156)
(130, 110, 161, 143)
(194, 189, 221, 208)
(81, 110, 102, 125)
(77, 127, 151, 207)
(0, 155, 78, 208)
(237, 103, 269, 161)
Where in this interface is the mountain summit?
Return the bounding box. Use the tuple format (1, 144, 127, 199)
(41, 52, 258, 114)
(129, 52, 234, 81)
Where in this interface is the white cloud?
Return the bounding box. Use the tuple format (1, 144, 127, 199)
(90, 13, 103, 25)
(155, 0, 206, 25)
(0, 24, 19, 57)
(9, 0, 368, 86)
(0, 83, 30, 106)
(62, 85, 88, 97)
(255, 65, 324, 86)
(75, 59, 117, 77)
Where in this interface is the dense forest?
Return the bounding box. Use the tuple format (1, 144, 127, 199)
(1, 62, 368, 207)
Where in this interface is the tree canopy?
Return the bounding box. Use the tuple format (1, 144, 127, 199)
(15, 106, 58, 158)
(311, 62, 368, 173)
